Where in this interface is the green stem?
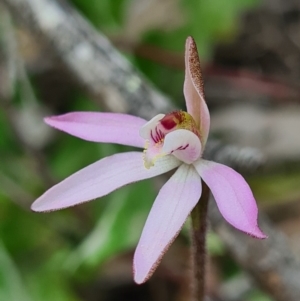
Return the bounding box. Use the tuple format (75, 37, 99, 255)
(190, 181, 210, 301)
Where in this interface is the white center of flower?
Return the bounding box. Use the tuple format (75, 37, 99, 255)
(140, 111, 202, 169)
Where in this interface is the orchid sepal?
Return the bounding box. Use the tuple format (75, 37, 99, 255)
(184, 36, 210, 146)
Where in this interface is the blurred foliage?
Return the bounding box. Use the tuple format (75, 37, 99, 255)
(0, 241, 31, 301)
(65, 180, 156, 273)
(71, 0, 130, 29)
(248, 171, 300, 205)
(70, 0, 260, 102)
(1, 0, 283, 300)
(246, 290, 273, 301)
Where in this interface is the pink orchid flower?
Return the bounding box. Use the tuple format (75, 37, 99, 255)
(32, 37, 266, 284)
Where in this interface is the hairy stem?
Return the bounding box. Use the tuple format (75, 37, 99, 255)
(190, 181, 210, 301)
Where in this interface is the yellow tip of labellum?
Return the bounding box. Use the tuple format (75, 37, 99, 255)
(142, 140, 166, 169)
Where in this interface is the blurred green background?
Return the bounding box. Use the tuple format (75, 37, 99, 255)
(1, 0, 300, 300)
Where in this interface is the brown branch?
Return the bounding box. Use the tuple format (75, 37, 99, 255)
(0, 0, 173, 119)
(2, 0, 300, 300)
(0, 6, 55, 188)
(0, 6, 17, 101)
(112, 37, 300, 103)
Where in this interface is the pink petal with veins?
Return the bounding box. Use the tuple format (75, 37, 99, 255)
(45, 112, 147, 148)
(184, 37, 210, 145)
(142, 140, 164, 169)
(139, 114, 165, 142)
(31, 152, 180, 212)
(133, 164, 202, 284)
(194, 159, 266, 239)
(163, 129, 202, 164)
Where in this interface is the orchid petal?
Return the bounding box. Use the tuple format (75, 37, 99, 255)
(45, 112, 147, 148)
(194, 159, 266, 238)
(163, 129, 201, 164)
(184, 37, 210, 145)
(139, 114, 165, 141)
(142, 141, 164, 169)
(134, 164, 202, 284)
(31, 152, 180, 212)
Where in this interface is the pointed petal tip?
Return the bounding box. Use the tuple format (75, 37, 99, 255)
(248, 227, 268, 239)
(44, 115, 59, 128)
(31, 198, 44, 212)
(234, 225, 267, 240)
(133, 166, 201, 284)
(133, 249, 164, 285)
(44, 116, 52, 124)
(133, 253, 153, 285)
(133, 271, 146, 285)
(133, 277, 143, 285)
(30, 200, 59, 213)
(185, 36, 194, 47)
(184, 36, 210, 145)
(195, 160, 267, 239)
(133, 251, 160, 285)
(235, 224, 267, 239)
(30, 203, 40, 212)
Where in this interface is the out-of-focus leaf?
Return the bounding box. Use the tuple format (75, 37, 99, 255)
(182, 0, 260, 58)
(136, 0, 261, 102)
(0, 200, 52, 258)
(247, 171, 300, 205)
(26, 250, 79, 301)
(49, 135, 123, 180)
(49, 136, 101, 179)
(0, 155, 45, 195)
(246, 289, 273, 301)
(70, 0, 131, 28)
(0, 241, 32, 301)
(70, 0, 111, 28)
(133, 36, 184, 104)
(110, 0, 130, 25)
(207, 231, 225, 255)
(66, 179, 156, 271)
(70, 0, 119, 29)
(0, 109, 16, 151)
